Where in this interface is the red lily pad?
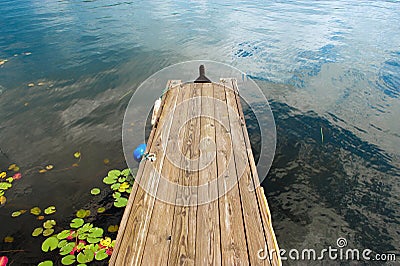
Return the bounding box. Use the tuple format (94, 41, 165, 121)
(12, 173, 22, 180)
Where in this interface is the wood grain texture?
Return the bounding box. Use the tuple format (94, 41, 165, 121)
(214, 83, 249, 266)
(195, 83, 221, 265)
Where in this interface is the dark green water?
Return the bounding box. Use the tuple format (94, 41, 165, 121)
(0, 0, 399, 264)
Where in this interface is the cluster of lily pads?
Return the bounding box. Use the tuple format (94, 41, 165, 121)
(0, 164, 22, 205)
(102, 169, 134, 208)
(38, 216, 115, 266)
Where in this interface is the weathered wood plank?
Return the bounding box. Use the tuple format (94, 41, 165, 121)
(214, 83, 249, 265)
(195, 83, 222, 265)
(110, 80, 180, 265)
(111, 81, 182, 265)
(224, 80, 271, 266)
(167, 83, 201, 265)
(229, 79, 281, 266)
(140, 82, 192, 265)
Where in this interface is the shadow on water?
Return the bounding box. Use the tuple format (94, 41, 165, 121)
(244, 100, 399, 261)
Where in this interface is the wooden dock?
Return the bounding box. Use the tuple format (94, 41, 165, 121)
(110, 78, 280, 265)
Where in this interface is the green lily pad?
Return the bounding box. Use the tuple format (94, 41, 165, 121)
(41, 236, 59, 252)
(86, 237, 101, 244)
(112, 192, 121, 199)
(43, 220, 56, 229)
(0, 182, 12, 190)
(43, 228, 54, 237)
(102, 176, 117, 185)
(80, 223, 93, 232)
(88, 228, 103, 238)
(110, 183, 120, 190)
(6, 177, 13, 183)
(58, 239, 68, 248)
(76, 209, 90, 218)
(121, 168, 131, 177)
(30, 207, 41, 215)
(44, 206, 56, 215)
(32, 227, 44, 237)
(70, 218, 84, 228)
(90, 188, 100, 195)
(0, 190, 4, 196)
(97, 207, 106, 213)
(118, 177, 126, 183)
(108, 170, 121, 178)
(38, 260, 53, 266)
(77, 249, 94, 264)
(57, 230, 70, 240)
(11, 211, 22, 217)
(108, 225, 119, 233)
(61, 255, 76, 265)
(59, 242, 75, 255)
(114, 197, 128, 208)
(95, 248, 109, 260)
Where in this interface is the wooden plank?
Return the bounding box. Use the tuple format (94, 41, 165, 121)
(110, 80, 180, 265)
(214, 83, 249, 265)
(229, 79, 281, 265)
(110, 81, 182, 265)
(167, 83, 201, 265)
(195, 83, 222, 265)
(140, 82, 193, 265)
(224, 80, 271, 266)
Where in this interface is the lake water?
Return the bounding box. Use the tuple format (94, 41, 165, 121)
(0, 0, 399, 264)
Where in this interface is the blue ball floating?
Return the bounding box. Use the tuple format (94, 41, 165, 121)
(133, 143, 147, 162)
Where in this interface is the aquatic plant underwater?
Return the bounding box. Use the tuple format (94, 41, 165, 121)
(0, 159, 135, 266)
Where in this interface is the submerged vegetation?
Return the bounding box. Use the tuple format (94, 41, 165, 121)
(1, 154, 136, 265)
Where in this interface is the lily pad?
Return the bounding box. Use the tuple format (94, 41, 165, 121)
(74, 152, 81, 159)
(59, 242, 75, 255)
(12, 173, 22, 180)
(103, 176, 117, 185)
(57, 230, 71, 240)
(32, 227, 44, 237)
(4, 236, 14, 243)
(43, 220, 56, 229)
(45, 165, 54, 170)
(121, 168, 131, 177)
(38, 261, 53, 266)
(0, 256, 8, 266)
(107, 225, 119, 233)
(110, 183, 120, 190)
(61, 255, 76, 265)
(86, 237, 101, 244)
(6, 177, 13, 183)
(70, 218, 84, 228)
(43, 228, 55, 237)
(95, 248, 109, 261)
(8, 164, 16, 170)
(97, 207, 106, 213)
(0, 196, 6, 205)
(58, 239, 68, 248)
(90, 188, 100, 195)
(0, 172, 6, 178)
(42, 236, 59, 252)
(0, 182, 12, 190)
(108, 169, 121, 178)
(88, 228, 103, 238)
(30, 207, 41, 215)
(114, 197, 128, 208)
(44, 206, 56, 215)
(76, 209, 90, 218)
(11, 211, 22, 217)
(77, 249, 94, 264)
